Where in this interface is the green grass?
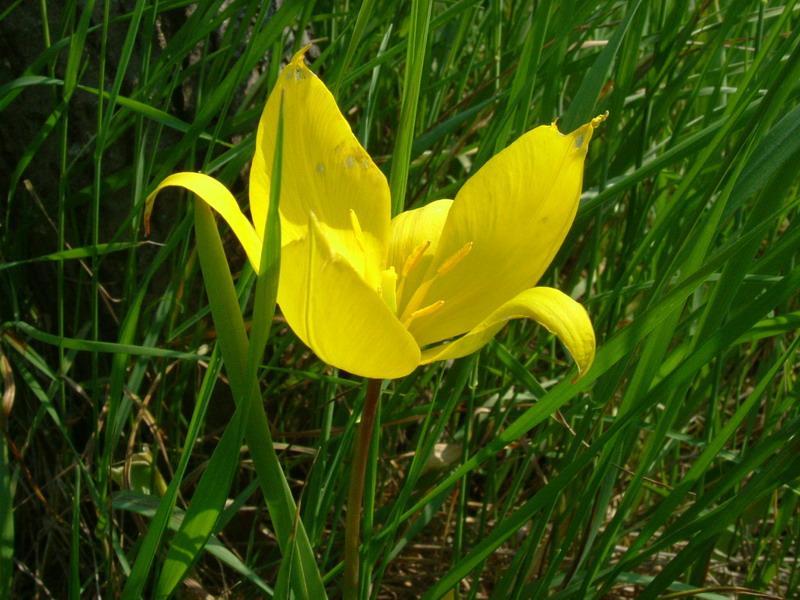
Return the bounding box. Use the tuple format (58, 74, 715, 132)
(2, 0, 800, 598)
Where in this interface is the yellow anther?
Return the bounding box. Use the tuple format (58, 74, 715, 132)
(402, 240, 431, 277)
(403, 300, 444, 328)
(349, 209, 366, 252)
(437, 241, 473, 276)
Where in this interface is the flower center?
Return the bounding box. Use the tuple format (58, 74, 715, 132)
(395, 240, 474, 326)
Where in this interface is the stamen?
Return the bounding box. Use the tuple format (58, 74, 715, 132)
(403, 300, 444, 328)
(437, 241, 473, 276)
(399, 278, 433, 323)
(402, 240, 431, 277)
(349, 209, 366, 252)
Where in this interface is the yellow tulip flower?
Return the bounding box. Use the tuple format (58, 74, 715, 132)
(147, 47, 603, 380)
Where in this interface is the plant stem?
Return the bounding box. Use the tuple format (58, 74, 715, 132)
(343, 379, 382, 600)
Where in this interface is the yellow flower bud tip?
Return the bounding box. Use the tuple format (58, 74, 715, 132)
(437, 241, 474, 276)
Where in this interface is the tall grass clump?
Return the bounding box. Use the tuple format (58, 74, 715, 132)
(1, 1, 799, 598)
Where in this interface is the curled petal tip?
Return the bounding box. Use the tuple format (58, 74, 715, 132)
(570, 364, 591, 384)
(291, 44, 312, 65)
(591, 111, 609, 129)
(568, 112, 608, 150)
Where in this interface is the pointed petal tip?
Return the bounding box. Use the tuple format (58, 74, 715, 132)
(590, 111, 609, 129)
(290, 45, 312, 66)
(569, 323, 595, 384)
(551, 111, 607, 137)
(570, 354, 595, 384)
(567, 111, 609, 151)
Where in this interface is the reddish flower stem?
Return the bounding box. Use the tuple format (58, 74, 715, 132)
(343, 378, 382, 600)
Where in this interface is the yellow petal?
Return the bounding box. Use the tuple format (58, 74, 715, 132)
(420, 286, 595, 379)
(251, 47, 390, 290)
(409, 117, 603, 347)
(278, 214, 421, 379)
(387, 199, 453, 311)
(145, 172, 262, 269)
